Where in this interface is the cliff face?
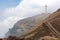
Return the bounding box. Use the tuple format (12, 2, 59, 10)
(6, 13, 50, 37)
(5, 9, 60, 40)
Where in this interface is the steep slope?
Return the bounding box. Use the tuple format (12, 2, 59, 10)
(5, 9, 60, 40)
(6, 13, 50, 37)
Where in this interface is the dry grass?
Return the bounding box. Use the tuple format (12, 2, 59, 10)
(39, 36, 59, 40)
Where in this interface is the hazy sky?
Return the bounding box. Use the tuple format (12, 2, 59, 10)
(0, 0, 60, 38)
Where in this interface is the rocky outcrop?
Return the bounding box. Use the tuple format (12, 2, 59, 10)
(5, 9, 60, 40)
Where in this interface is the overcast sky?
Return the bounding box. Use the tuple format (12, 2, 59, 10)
(0, 0, 60, 38)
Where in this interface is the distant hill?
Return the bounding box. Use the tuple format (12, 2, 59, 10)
(5, 13, 50, 37)
(5, 9, 60, 40)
